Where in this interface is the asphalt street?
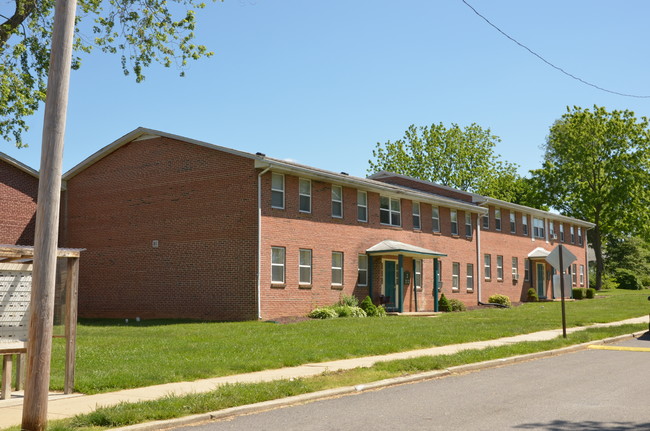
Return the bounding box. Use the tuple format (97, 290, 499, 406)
(173, 334, 650, 431)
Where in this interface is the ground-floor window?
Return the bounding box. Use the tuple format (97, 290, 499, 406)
(524, 258, 530, 281)
(271, 247, 285, 284)
(358, 255, 368, 286)
(299, 249, 312, 285)
(484, 254, 491, 280)
(332, 252, 344, 285)
(452, 262, 460, 291)
(512, 257, 519, 281)
(580, 264, 585, 286)
(496, 255, 503, 280)
(466, 263, 474, 291)
(414, 259, 422, 290)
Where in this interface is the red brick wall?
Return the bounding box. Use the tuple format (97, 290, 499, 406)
(258, 171, 480, 318)
(63, 137, 259, 321)
(0, 159, 37, 245)
(372, 175, 474, 203)
(480, 206, 589, 303)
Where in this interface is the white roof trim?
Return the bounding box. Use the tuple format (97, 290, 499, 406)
(366, 240, 447, 258)
(0, 151, 38, 178)
(528, 247, 551, 258)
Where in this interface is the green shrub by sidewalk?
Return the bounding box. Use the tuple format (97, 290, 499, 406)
(586, 288, 596, 299)
(488, 294, 511, 307)
(438, 294, 451, 312)
(526, 288, 539, 302)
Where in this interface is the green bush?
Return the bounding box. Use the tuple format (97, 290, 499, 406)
(615, 268, 643, 290)
(359, 296, 386, 317)
(526, 288, 539, 302)
(338, 294, 359, 307)
(332, 305, 367, 318)
(640, 275, 650, 288)
(376, 304, 387, 317)
(307, 307, 338, 319)
(438, 293, 451, 312)
(572, 288, 584, 300)
(488, 294, 511, 308)
(586, 288, 596, 299)
(448, 298, 466, 312)
(601, 274, 619, 290)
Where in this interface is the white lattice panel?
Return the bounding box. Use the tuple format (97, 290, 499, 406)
(0, 270, 31, 342)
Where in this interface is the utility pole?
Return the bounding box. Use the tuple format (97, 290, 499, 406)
(21, 0, 77, 428)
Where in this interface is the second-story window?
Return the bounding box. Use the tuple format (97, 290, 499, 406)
(465, 213, 472, 237)
(533, 218, 545, 239)
(510, 212, 516, 233)
(412, 202, 421, 230)
(550, 221, 555, 239)
(332, 185, 343, 218)
(432, 206, 440, 232)
(570, 226, 575, 243)
(299, 178, 311, 213)
(451, 210, 458, 235)
(560, 223, 565, 242)
(522, 215, 529, 236)
(380, 196, 401, 227)
(495, 209, 502, 231)
(271, 173, 284, 209)
(357, 191, 368, 222)
(482, 213, 489, 230)
(578, 227, 583, 245)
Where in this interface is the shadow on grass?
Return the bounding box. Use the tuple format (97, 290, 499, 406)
(514, 420, 650, 430)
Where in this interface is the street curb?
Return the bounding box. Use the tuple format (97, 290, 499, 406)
(112, 329, 647, 431)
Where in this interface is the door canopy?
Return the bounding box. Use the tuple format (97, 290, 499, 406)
(366, 240, 446, 259)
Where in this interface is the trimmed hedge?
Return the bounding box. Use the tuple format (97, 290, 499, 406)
(488, 294, 511, 308)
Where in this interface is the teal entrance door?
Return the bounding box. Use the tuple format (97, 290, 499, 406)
(536, 262, 546, 299)
(384, 260, 397, 309)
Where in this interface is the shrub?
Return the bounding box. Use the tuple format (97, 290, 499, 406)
(572, 288, 584, 300)
(448, 298, 466, 312)
(359, 296, 385, 317)
(488, 294, 511, 308)
(615, 268, 643, 290)
(307, 307, 337, 319)
(338, 294, 359, 307)
(332, 305, 366, 318)
(438, 293, 451, 312)
(526, 288, 539, 302)
(376, 304, 387, 317)
(586, 288, 596, 299)
(601, 274, 619, 290)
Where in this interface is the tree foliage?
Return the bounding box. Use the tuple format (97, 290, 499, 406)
(531, 105, 650, 289)
(0, 0, 217, 147)
(368, 123, 526, 202)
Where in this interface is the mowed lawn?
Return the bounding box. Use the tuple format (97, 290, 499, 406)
(50, 289, 649, 394)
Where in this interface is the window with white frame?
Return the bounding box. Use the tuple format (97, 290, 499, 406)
(465, 213, 472, 237)
(271, 246, 285, 284)
(549, 221, 555, 239)
(572, 263, 577, 285)
(332, 252, 344, 285)
(414, 259, 422, 290)
(432, 206, 440, 232)
(578, 227, 583, 245)
(482, 213, 489, 230)
(522, 215, 529, 236)
(299, 249, 312, 285)
(484, 254, 491, 280)
(560, 223, 565, 242)
(512, 257, 519, 279)
(271, 173, 284, 209)
(452, 262, 460, 291)
(299, 178, 311, 213)
(412, 202, 421, 230)
(331, 185, 343, 218)
(570, 226, 575, 243)
(357, 191, 368, 222)
(580, 264, 585, 285)
(533, 218, 545, 239)
(510, 212, 516, 233)
(524, 258, 530, 281)
(495, 209, 502, 231)
(497, 255, 503, 280)
(380, 196, 401, 226)
(358, 254, 368, 286)
(451, 210, 458, 235)
(466, 263, 474, 291)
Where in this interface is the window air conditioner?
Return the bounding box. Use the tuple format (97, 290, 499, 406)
(512, 274, 519, 281)
(552, 234, 558, 240)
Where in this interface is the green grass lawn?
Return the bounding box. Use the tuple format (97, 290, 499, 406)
(49, 288, 650, 394)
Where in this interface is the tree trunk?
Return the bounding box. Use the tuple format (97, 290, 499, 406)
(592, 224, 603, 290)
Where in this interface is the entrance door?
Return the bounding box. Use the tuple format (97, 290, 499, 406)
(383, 260, 398, 309)
(536, 263, 546, 299)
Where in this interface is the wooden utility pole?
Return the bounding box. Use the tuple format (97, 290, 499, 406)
(21, 0, 77, 427)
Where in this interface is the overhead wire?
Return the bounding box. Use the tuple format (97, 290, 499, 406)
(460, 0, 650, 99)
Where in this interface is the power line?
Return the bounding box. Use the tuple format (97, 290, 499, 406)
(460, 0, 650, 99)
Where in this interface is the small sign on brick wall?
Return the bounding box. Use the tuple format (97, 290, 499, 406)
(0, 270, 32, 342)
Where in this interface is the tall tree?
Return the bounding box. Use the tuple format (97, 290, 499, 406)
(532, 105, 650, 290)
(1, 0, 216, 147)
(368, 123, 527, 202)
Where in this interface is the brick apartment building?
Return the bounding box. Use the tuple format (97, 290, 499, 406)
(50, 128, 593, 321)
(0, 152, 38, 245)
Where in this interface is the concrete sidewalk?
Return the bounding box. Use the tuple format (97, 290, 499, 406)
(1, 316, 646, 429)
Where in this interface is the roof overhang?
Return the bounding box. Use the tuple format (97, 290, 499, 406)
(528, 247, 550, 259)
(366, 240, 447, 259)
(0, 152, 39, 178)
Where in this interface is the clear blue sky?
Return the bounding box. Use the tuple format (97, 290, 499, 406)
(4, 1, 650, 178)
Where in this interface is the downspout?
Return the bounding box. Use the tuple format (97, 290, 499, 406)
(476, 212, 482, 304)
(257, 166, 271, 320)
(413, 259, 418, 312)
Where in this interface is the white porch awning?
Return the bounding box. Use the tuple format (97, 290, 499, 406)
(528, 247, 551, 259)
(366, 240, 446, 259)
